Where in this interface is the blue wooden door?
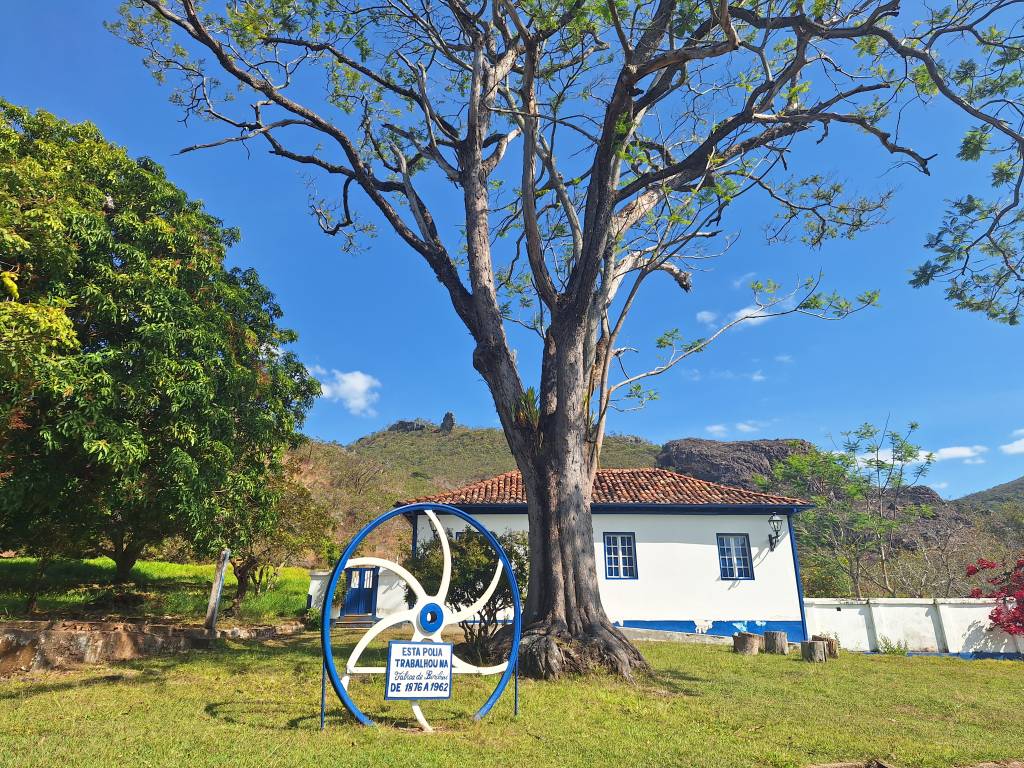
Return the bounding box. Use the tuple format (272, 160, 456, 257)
(342, 567, 377, 615)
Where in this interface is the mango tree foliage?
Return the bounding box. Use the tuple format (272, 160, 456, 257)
(111, 0, 1018, 677)
(0, 101, 319, 581)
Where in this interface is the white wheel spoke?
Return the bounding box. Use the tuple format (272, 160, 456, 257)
(411, 702, 433, 732)
(452, 654, 508, 675)
(449, 560, 503, 623)
(424, 510, 451, 602)
(344, 609, 415, 674)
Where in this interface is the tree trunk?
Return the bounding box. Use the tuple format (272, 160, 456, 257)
(733, 632, 761, 655)
(812, 634, 840, 658)
(763, 631, 789, 654)
(24, 556, 50, 614)
(229, 556, 257, 614)
(109, 536, 141, 584)
(497, 323, 648, 681)
(801, 640, 828, 662)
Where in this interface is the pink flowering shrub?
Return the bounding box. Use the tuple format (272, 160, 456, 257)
(965, 557, 1024, 636)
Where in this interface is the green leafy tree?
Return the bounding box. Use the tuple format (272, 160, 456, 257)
(405, 529, 529, 660)
(209, 470, 334, 612)
(761, 423, 935, 597)
(762, 448, 881, 598)
(0, 101, 319, 585)
(112, 0, 1019, 676)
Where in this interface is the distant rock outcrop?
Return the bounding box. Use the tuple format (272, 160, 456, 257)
(657, 437, 813, 490)
(387, 419, 432, 433)
(439, 412, 456, 434)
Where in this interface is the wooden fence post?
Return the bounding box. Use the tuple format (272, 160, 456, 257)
(205, 549, 231, 639)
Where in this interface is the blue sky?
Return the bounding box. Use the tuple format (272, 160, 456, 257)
(3, 3, 1022, 498)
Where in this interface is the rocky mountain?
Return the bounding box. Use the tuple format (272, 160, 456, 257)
(656, 437, 814, 490)
(655, 437, 951, 509)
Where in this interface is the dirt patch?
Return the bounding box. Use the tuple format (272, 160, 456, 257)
(0, 619, 304, 674)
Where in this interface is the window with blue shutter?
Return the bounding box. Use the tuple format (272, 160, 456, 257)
(717, 533, 754, 580)
(603, 532, 638, 579)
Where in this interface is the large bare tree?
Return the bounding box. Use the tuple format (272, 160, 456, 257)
(112, 0, 1023, 677)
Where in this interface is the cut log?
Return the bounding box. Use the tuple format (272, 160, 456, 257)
(763, 630, 789, 654)
(812, 634, 841, 659)
(801, 640, 828, 663)
(732, 632, 761, 655)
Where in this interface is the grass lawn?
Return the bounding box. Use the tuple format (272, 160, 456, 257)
(0, 630, 1020, 768)
(0, 558, 309, 624)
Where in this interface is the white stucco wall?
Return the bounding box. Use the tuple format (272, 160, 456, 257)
(805, 598, 1024, 655)
(412, 508, 804, 631)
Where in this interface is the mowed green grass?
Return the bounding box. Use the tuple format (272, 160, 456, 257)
(0, 558, 308, 624)
(0, 630, 1020, 768)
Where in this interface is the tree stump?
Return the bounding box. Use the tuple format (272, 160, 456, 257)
(763, 630, 789, 654)
(812, 634, 840, 659)
(732, 632, 761, 655)
(801, 640, 828, 663)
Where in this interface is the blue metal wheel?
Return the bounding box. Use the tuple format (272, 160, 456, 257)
(320, 502, 522, 730)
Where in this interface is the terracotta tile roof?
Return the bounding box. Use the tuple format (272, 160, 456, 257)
(402, 467, 806, 507)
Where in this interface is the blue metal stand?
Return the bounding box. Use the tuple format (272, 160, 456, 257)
(514, 660, 519, 717)
(319, 657, 327, 731)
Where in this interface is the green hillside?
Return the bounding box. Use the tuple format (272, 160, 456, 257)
(957, 474, 1024, 508)
(349, 424, 659, 500)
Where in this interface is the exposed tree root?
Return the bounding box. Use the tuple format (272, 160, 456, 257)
(498, 619, 650, 681)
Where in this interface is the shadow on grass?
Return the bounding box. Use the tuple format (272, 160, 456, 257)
(0, 672, 149, 701)
(203, 700, 331, 731)
(644, 668, 706, 697)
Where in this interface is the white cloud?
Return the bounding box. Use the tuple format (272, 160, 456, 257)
(963, 457, 986, 465)
(932, 445, 988, 462)
(696, 310, 718, 326)
(932, 481, 949, 490)
(1000, 437, 1024, 455)
(1012, 428, 1024, 437)
(735, 421, 761, 433)
(775, 354, 794, 364)
(728, 304, 774, 327)
(704, 369, 766, 383)
(310, 366, 382, 416)
(732, 271, 756, 289)
(706, 424, 728, 437)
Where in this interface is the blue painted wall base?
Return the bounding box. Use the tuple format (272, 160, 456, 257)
(903, 651, 1024, 661)
(620, 619, 806, 643)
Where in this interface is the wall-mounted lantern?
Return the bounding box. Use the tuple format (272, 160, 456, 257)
(768, 512, 784, 551)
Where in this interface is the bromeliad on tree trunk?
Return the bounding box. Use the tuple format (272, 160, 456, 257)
(111, 0, 1024, 677)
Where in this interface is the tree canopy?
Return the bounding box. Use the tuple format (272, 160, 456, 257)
(0, 100, 319, 580)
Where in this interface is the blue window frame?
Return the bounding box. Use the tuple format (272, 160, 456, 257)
(717, 533, 754, 580)
(603, 532, 638, 579)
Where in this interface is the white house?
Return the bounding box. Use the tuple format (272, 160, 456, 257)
(327, 467, 811, 642)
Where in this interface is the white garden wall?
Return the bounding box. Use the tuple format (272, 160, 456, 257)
(805, 598, 1023, 657)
